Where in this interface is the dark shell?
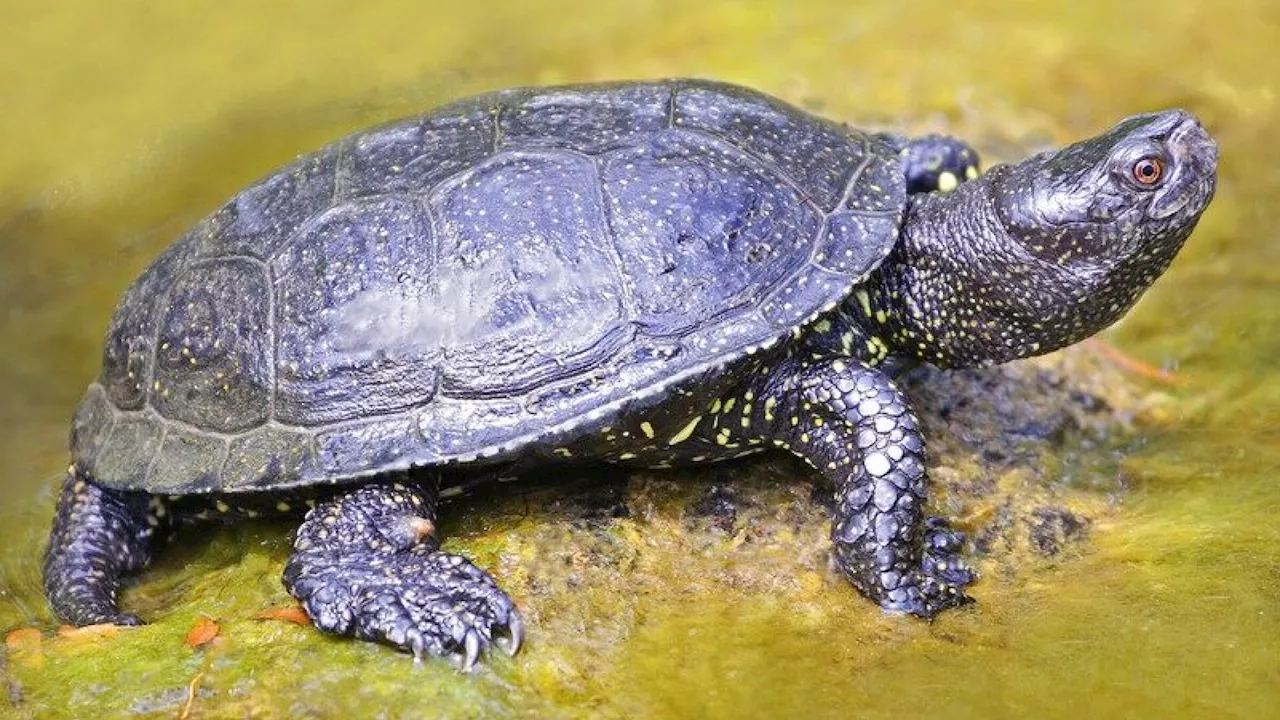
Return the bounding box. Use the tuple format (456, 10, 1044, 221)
(72, 79, 906, 493)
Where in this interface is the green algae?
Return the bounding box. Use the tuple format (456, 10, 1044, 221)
(3, 0, 1279, 717)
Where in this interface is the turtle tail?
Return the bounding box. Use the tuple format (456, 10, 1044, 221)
(43, 469, 164, 626)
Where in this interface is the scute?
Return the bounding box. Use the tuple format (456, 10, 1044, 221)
(99, 244, 189, 410)
(342, 106, 496, 199)
(152, 259, 273, 433)
(74, 79, 906, 493)
(428, 150, 628, 397)
(150, 425, 227, 491)
(190, 144, 340, 261)
(224, 426, 314, 490)
(499, 83, 670, 153)
(597, 129, 824, 333)
(813, 212, 901, 276)
(673, 84, 870, 212)
(88, 413, 164, 487)
(273, 195, 441, 426)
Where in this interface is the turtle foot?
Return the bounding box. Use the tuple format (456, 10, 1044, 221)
(285, 547, 522, 670)
(881, 517, 976, 618)
(834, 515, 976, 619)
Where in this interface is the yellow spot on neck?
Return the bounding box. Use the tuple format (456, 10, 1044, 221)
(640, 422, 655, 439)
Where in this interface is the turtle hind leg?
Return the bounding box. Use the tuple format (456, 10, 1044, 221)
(877, 132, 982, 194)
(43, 469, 165, 626)
(282, 477, 522, 670)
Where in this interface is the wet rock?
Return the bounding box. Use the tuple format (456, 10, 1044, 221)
(689, 483, 739, 534)
(1028, 506, 1091, 557)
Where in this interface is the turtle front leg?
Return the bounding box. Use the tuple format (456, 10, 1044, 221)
(722, 356, 974, 616)
(43, 469, 163, 626)
(282, 477, 522, 669)
(876, 132, 981, 194)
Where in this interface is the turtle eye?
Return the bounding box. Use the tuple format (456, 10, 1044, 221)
(1131, 156, 1165, 186)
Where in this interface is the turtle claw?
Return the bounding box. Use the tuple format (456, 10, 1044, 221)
(498, 609, 524, 656)
(462, 629, 482, 673)
(409, 633, 427, 663)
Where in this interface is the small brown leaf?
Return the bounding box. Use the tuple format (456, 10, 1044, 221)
(253, 605, 312, 625)
(5, 627, 42, 650)
(185, 616, 220, 648)
(56, 623, 121, 641)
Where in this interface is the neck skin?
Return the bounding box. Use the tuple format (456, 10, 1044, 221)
(859, 168, 1094, 369)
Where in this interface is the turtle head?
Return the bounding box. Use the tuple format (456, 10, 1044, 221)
(871, 110, 1217, 368)
(996, 109, 1217, 273)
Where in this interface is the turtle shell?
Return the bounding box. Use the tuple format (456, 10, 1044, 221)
(70, 79, 906, 493)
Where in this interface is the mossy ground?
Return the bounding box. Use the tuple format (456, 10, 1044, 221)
(2, 1, 1278, 718)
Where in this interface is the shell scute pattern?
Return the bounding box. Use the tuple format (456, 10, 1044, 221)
(595, 129, 824, 329)
(271, 195, 441, 426)
(189, 144, 341, 261)
(427, 149, 628, 397)
(341, 106, 497, 200)
(79, 80, 905, 493)
(498, 83, 670, 153)
(152, 258, 272, 433)
(672, 84, 874, 213)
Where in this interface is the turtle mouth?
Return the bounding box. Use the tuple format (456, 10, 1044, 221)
(1149, 116, 1218, 220)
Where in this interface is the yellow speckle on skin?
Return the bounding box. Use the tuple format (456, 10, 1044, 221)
(215, 500, 230, 513)
(938, 171, 959, 192)
(275, 501, 291, 512)
(709, 399, 722, 413)
(965, 165, 979, 180)
(855, 290, 872, 319)
(668, 415, 703, 445)
(618, 452, 636, 460)
(640, 422, 655, 439)
(764, 396, 777, 421)
(722, 398, 736, 413)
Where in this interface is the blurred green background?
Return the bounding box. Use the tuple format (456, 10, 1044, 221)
(1, 1, 1277, 718)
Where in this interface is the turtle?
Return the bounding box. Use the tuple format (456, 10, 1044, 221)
(43, 79, 1218, 669)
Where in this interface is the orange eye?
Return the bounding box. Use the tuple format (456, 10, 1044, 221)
(1132, 157, 1165, 185)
